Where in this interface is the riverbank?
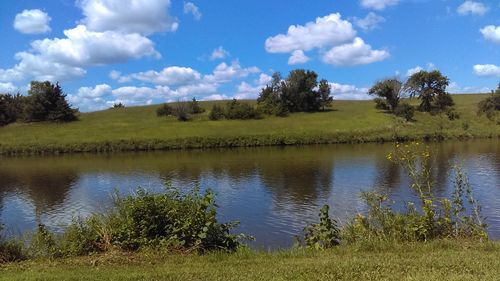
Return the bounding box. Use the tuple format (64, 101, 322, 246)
(0, 94, 498, 155)
(1, 241, 499, 280)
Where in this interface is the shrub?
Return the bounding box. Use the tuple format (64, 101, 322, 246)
(112, 103, 125, 109)
(369, 79, 402, 112)
(302, 205, 340, 250)
(373, 97, 390, 111)
(0, 225, 26, 263)
(209, 104, 225, 121)
(477, 86, 500, 120)
(225, 99, 261, 120)
(156, 103, 173, 117)
(394, 103, 415, 121)
(27, 224, 61, 258)
(343, 143, 487, 243)
(445, 108, 460, 121)
(0, 94, 24, 126)
(24, 81, 78, 122)
(189, 98, 205, 114)
(174, 102, 191, 122)
(434, 92, 455, 110)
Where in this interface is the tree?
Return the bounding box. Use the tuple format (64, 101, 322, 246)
(368, 79, 403, 112)
(0, 93, 24, 126)
(404, 70, 450, 112)
(477, 83, 500, 120)
(156, 103, 173, 117)
(208, 104, 225, 120)
(188, 97, 205, 114)
(318, 79, 333, 111)
(24, 81, 78, 122)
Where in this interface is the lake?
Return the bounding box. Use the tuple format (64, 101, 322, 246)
(0, 140, 498, 248)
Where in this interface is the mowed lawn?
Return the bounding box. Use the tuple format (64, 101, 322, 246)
(1, 241, 499, 281)
(0, 94, 498, 153)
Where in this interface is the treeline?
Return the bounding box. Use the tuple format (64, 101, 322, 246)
(0, 81, 78, 126)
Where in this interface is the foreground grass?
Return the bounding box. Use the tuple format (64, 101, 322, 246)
(1, 241, 499, 281)
(0, 94, 498, 155)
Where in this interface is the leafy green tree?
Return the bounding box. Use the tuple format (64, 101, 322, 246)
(225, 99, 261, 120)
(24, 81, 78, 122)
(404, 70, 451, 112)
(477, 83, 500, 120)
(369, 79, 403, 112)
(156, 103, 173, 117)
(318, 79, 333, 111)
(0, 93, 24, 126)
(209, 104, 225, 120)
(189, 97, 205, 114)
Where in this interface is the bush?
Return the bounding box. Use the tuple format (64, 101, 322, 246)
(174, 102, 191, 122)
(112, 103, 125, 109)
(156, 103, 173, 117)
(24, 81, 78, 122)
(433, 93, 455, 111)
(224, 99, 261, 120)
(0, 226, 26, 263)
(446, 108, 460, 121)
(477, 87, 500, 120)
(343, 143, 487, 243)
(209, 104, 225, 121)
(302, 205, 340, 250)
(0, 94, 24, 126)
(394, 103, 415, 121)
(373, 98, 390, 111)
(189, 98, 205, 114)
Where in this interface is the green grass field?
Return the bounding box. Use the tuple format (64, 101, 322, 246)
(1, 241, 499, 281)
(0, 94, 498, 154)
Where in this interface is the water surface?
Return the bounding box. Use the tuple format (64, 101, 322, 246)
(0, 140, 498, 248)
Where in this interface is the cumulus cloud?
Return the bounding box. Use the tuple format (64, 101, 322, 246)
(117, 66, 202, 86)
(68, 84, 113, 111)
(0, 82, 18, 93)
(330, 82, 370, 100)
(473, 64, 500, 77)
(183, 2, 202, 20)
(360, 0, 399, 11)
(457, 1, 488, 16)
(322, 37, 389, 66)
(406, 66, 424, 77)
(210, 46, 229, 61)
(480, 25, 500, 44)
(288, 50, 310, 65)
(78, 0, 178, 35)
(448, 82, 491, 93)
(234, 73, 272, 99)
(205, 61, 260, 83)
(353, 12, 385, 32)
(13, 9, 51, 34)
(265, 13, 356, 53)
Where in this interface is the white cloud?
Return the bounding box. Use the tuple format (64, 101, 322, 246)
(78, 0, 178, 35)
(322, 37, 389, 66)
(109, 70, 121, 80)
(202, 94, 231, 101)
(0, 82, 18, 93)
(120, 66, 202, 86)
(77, 84, 112, 98)
(68, 84, 113, 111)
(265, 13, 356, 53)
(473, 64, 500, 77)
(353, 12, 385, 32)
(210, 46, 229, 61)
(457, 1, 489, 16)
(480, 25, 500, 44)
(183, 2, 202, 20)
(234, 73, 272, 99)
(288, 50, 310, 65)
(205, 61, 260, 83)
(13, 9, 51, 34)
(175, 83, 218, 96)
(448, 82, 491, 93)
(360, 0, 399, 11)
(330, 82, 370, 100)
(406, 66, 423, 77)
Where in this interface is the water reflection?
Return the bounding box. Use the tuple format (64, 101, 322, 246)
(0, 140, 498, 247)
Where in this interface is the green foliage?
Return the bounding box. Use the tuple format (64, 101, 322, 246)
(24, 81, 78, 122)
(0, 225, 26, 263)
(393, 103, 415, 121)
(173, 102, 191, 122)
(477, 85, 500, 120)
(208, 104, 225, 120)
(369, 79, 402, 112)
(0, 93, 24, 126)
(373, 97, 390, 111)
(303, 205, 340, 250)
(156, 103, 173, 117)
(445, 108, 460, 121)
(224, 99, 261, 120)
(189, 98, 206, 114)
(404, 70, 451, 112)
(27, 224, 61, 259)
(112, 103, 125, 109)
(257, 70, 332, 115)
(344, 143, 487, 243)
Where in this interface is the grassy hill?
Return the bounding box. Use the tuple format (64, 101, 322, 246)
(1, 241, 499, 280)
(0, 94, 498, 155)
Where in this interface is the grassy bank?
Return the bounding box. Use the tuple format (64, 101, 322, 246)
(1, 241, 499, 280)
(0, 94, 498, 155)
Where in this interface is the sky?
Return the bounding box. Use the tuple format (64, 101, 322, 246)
(0, 0, 499, 112)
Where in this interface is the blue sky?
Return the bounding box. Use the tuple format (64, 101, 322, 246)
(0, 0, 499, 111)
